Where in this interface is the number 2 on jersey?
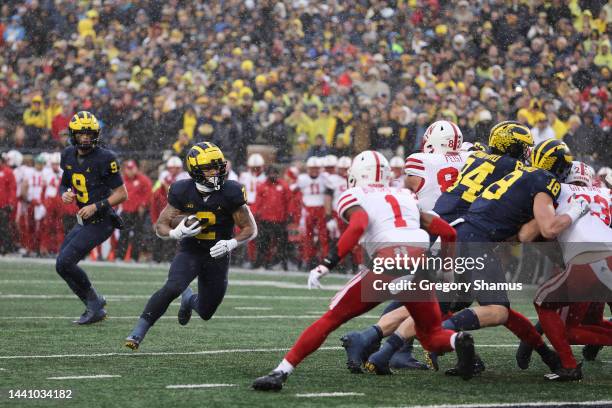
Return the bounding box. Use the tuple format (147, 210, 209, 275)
(385, 195, 408, 228)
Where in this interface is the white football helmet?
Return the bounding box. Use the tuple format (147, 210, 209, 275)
(389, 156, 404, 168)
(323, 154, 338, 168)
(306, 156, 321, 168)
(337, 156, 352, 169)
(166, 156, 182, 168)
(422, 120, 463, 154)
(247, 153, 265, 167)
(348, 151, 390, 188)
(49, 152, 61, 165)
(566, 161, 595, 187)
(6, 150, 23, 167)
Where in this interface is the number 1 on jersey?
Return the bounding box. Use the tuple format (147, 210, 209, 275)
(385, 194, 408, 228)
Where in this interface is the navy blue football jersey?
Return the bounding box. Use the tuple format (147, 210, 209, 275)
(60, 146, 123, 208)
(167, 179, 247, 252)
(433, 151, 523, 217)
(465, 167, 561, 241)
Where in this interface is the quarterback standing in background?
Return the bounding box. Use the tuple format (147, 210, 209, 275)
(125, 142, 257, 350)
(58, 111, 128, 324)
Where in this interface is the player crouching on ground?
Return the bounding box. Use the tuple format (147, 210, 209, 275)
(252, 150, 477, 392)
(57, 111, 128, 324)
(125, 142, 257, 350)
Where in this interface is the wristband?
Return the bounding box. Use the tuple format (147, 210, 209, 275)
(322, 245, 340, 270)
(95, 199, 110, 211)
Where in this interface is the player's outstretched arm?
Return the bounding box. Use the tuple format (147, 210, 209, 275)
(108, 184, 128, 206)
(517, 219, 542, 242)
(533, 192, 589, 239)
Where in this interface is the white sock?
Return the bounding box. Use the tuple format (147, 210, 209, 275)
(274, 359, 294, 375)
(450, 332, 458, 350)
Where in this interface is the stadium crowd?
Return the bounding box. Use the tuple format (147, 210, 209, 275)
(0, 0, 611, 267)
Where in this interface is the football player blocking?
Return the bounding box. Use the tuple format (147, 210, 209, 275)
(252, 150, 478, 392)
(125, 142, 257, 350)
(517, 161, 612, 380)
(57, 111, 128, 324)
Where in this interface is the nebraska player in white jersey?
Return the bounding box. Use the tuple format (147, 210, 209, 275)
(404, 121, 470, 212)
(252, 151, 476, 391)
(389, 156, 405, 187)
(239, 153, 266, 205)
(22, 154, 47, 254)
(294, 156, 330, 265)
(41, 153, 64, 254)
(520, 161, 612, 380)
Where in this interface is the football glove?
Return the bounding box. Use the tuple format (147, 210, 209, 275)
(169, 215, 202, 240)
(565, 194, 590, 223)
(210, 239, 238, 258)
(308, 265, 329, 289)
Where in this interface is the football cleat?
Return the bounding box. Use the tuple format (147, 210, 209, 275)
(389, 351, 429, 370)
(424, 351, 440, 371)
(545, 363, 583, 382)
(340, 332, 377, 374)
(454, 332, 476, 380)
(251, 370, 288, 391)
(516, 340, 533, 369)
(582, 345, 603, 361)
(445, 354, 485, 377)
(124, 335, 142, 351)
(178, 287, 193, 326)
(74, 308, 107, 325)
(540, 348, 561, 372)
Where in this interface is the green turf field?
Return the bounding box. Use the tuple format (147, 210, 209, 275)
(0, 258, 611, 408)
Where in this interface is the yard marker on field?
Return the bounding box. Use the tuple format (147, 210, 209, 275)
(166, 384, 236, 389)
(47, 375, 121, 380)
(296, 392, 365, 398)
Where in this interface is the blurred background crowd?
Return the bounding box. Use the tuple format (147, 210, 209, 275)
(0, 0, 611, 270)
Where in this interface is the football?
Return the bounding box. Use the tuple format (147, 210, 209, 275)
(170, 214, 200, 229)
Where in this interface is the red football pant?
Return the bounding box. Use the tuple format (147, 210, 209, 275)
(41, 197, 64, 253)
(302, 206, 329, 263)
(504, 308, 545, 348)
(284, 271, 454, 367)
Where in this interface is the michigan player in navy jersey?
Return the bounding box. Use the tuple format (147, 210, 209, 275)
(125, 142, 257, 350)
(58, 111, 128, 324)
(433, 121, 533, 223)
(442, 140, 588, 372)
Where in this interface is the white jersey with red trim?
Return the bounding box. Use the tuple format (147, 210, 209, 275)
(336, 186, 429, 256)
(296, 173, 327, 207)
(557, 184, 612, 264)
(238, 171, 266, 204)
(404, 151, 471, 212)
(14, 165, 34, 199)
(42, 167, 63, 198)
(325, 173, 348, 209)
(390, 174, 406, 188)
(25, 169, 45, 203)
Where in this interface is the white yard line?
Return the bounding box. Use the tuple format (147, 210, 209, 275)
(0, 294, 331, 300)
(47, 374, 121, 380)
(166, 384, 236, 389)
(296, 392, 365, 398)
(0, 344, 570, 361)
(0, 315, 374, 320)
(388, 402, 612, 408)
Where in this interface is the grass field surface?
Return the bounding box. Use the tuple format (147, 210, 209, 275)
(0, 258, 611, 407)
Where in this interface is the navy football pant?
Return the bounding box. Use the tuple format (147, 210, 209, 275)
(140, 251, 229, 324)
(55, 217, 114, 303)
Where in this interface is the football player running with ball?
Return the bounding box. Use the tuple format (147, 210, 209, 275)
(252, 151, 477, 391)
(57, 111, 128, 324)
(125, 142, 257, 350)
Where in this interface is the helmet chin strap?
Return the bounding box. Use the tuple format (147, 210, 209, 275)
(195, 182, 214, 194)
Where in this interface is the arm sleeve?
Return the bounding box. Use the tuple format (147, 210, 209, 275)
(323, 209, 369, 270)
(532, 172, 560, 203)
(426, 216, 457, 243)
(167, 183, 183, 211)
(227, 182, 248, 212)
(59, 152, 71, 194)
(101, 152, 124, 190)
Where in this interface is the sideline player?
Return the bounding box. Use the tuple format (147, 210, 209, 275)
(252, 151, 476, 391)
(124, 142, 257, 350)
(57, 111, 128, 324)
